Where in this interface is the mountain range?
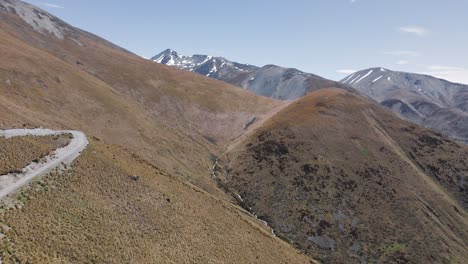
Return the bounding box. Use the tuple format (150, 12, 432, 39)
(342, 68, 468, 143)
(154, 49, 468, 145)
(0, 1, 466, 263)
(152, 49, 351, 100)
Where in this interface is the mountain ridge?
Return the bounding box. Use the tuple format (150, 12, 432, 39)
(341, 67, 468, 143)
(152, 48, 352, 100)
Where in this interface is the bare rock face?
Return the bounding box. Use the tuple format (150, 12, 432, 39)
(0, 0, 70, 39)
(152, 49, 352, 100)
(342, 68, 468, 144)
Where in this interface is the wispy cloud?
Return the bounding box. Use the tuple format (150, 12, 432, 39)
(350, 0, 357, 3)
(427, 65, 463, 71)
(420, 65, 468, 84)
(383, 50, 420, 57)
(397, 60, 409, 65)
(336, 69, 357, 74)
(43, 3, 64, 9)
(399, 26, 429, 36)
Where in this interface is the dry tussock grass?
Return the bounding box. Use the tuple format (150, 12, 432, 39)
(0, 140, 312, 264)
(0, 134, 71, 175)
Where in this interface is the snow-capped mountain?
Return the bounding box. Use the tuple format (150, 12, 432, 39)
(342, 68, 468, 143)
(152, 49, 351, 100)
(151, 49, 257, 79)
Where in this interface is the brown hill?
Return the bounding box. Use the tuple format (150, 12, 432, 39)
(224, 89, 468, 263)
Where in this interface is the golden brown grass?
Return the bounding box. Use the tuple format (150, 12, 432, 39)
(0, 139, 312, 264)
(0, 10, 316, 263)
(0, 13, 281, 199)
(0, 134, 70, 175)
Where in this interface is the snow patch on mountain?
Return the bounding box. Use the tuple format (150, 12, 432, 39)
(349, 74, 362, 84)
(354, 70, 374, 84)
(372, 75, 383, 83)
(342, 73, 355, 83)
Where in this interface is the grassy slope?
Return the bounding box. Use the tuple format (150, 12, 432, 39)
(0, 5, 313, 263)
(0, 3, 466, 263)
(0, 134, 70, 175)
(0, 139, 312, 264)
(0, 9, 282, 143)
(225, 89, 468, 264)
(0, 11, 282, 197)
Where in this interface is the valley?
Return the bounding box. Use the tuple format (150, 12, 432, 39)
(0, 0, 466, 263)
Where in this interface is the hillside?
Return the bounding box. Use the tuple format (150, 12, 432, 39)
(0, 0, 312, 263)
(0, 137, 311, 263)
(152, 49, 352, 100)
(0, 0, 283, 196)
(224, 89, 468, 263)
(342, 68, 468, 144)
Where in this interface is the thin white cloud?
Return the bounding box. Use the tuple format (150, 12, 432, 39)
(397, 60, 409, 65)
(420, 65, 468, 84)
(43, 3, 64, 9)
(399, 26, 429, 36)
(427, 65, 463, 71)
(336, 69, 357, 74)
(383, 50, 420, 57)
(350, 0, 356, 3)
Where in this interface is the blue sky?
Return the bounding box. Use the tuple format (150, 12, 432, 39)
(24, 0, 468, 84)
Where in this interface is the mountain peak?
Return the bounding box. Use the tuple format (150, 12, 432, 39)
(161, 48, 179, 56)
(341, 67, 392, 85)
(151, 48, 183, 65)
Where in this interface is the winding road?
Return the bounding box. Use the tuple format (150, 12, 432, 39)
(0, 129, 88, 200)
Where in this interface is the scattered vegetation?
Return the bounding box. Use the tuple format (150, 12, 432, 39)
(0, 140, 311, 263)
(0, 134, 71, 175)
(378, 242, 409, 263)
(226, 89, 468, 264)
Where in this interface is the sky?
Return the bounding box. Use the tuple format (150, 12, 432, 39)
(23, 0, 468, 84)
